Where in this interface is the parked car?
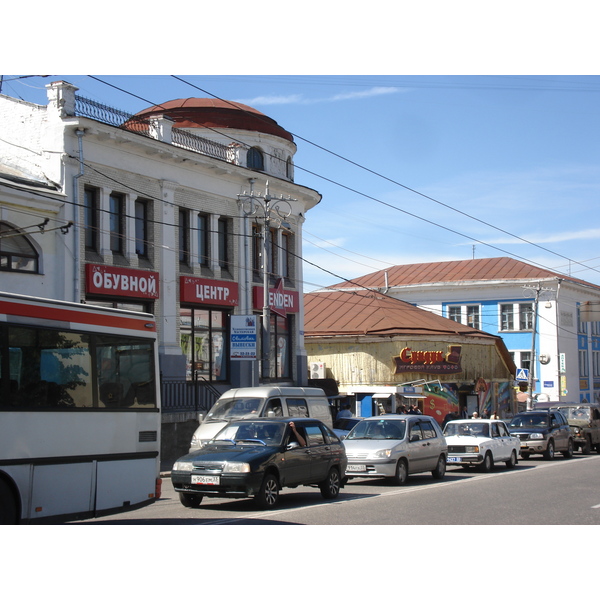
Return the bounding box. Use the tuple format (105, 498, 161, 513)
(507, 410, 574, 460)
(172, 417, 347, 510)
(333, 417, 363, 439)
(443, 419, 520, 471)
(188, 386, 333, 454)
(536, 402, 600, 454)
(343, 415, 447, 485)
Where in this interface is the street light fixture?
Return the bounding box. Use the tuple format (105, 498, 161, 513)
(238, 181, 295, 380)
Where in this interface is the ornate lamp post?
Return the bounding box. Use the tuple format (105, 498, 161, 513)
(238, 181, 295, 380)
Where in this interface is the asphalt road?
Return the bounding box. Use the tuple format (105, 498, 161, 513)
(71, 453, 600, 526)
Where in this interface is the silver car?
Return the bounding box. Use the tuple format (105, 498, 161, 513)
(343, 415, 448, 485)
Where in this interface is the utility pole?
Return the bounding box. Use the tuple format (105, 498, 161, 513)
(523, 282, 554, 409)
(238, 181, 295, 381)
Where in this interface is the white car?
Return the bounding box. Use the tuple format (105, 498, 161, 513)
(443, 419, 520, 472)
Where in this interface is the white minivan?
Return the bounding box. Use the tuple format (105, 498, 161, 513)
(188, 386, 333, 454)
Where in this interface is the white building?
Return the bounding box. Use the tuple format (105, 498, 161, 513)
(0, 80, 322, 395)
(323, 257, 600, 405)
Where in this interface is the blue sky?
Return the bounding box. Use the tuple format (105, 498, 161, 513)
(4, 73, 600, 291)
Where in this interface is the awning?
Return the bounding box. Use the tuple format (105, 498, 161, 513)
(400, 394, 427, 399)
(373, 393, 393, 399)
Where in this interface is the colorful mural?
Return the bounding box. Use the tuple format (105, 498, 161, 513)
(422, 383, 459, 423)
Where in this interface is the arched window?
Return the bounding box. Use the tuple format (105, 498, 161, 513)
(0, 222, 39, 273)
(247, 147, 264, 171)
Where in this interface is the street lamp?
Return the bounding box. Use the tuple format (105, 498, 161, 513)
(238, 181, 295, 380)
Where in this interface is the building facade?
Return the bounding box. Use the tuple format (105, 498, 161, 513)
(0, 81, 322, 401)
(304, 289, 517, 423)
(324, 258, 600, 405)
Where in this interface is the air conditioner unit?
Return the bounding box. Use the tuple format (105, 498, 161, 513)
(309, 362, 326, 379)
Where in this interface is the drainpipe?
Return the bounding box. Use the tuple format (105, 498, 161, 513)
(73, 129, 85, 302)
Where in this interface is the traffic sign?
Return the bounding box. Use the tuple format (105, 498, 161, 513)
(516, 368, 529, 381)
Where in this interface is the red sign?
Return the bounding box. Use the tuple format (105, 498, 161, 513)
(393, 345, 462, 375)
(253, 279, 299, 317)
(180, 276, 239, 307)
(86, 264, 159, 299)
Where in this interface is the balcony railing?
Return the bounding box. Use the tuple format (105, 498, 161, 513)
(75, 95, 234, 164)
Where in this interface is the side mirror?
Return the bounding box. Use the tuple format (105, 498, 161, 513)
(198, 412, 205, 422)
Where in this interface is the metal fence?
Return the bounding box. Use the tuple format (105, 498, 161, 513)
(75, 95, 234, 164)
(161, 378, 222, 413)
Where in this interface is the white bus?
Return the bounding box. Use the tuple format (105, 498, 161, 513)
(0, 292, 161, 524)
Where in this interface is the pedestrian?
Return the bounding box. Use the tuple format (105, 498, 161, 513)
(471, 411, 480, 419)
(491, 411, 499, 420)
(336, 403, 352, 419)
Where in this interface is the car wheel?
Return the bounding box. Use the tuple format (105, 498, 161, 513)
(179, 492, 203, 508)
(563, 438, 574, 459)
(582, 436, 592, 455)
(505, 450, 517, 469)
(391, 459, 408, 485)
(431, 455, 446, 479)
(255, 473, 279, 509)
(543, 439, 555, 460)
(479, 452, 493, 473)
(320, 468, 341, 499)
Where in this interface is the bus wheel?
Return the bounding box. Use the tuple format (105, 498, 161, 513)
(0, 479, 18, 524)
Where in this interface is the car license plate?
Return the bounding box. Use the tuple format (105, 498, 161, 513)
(448, 456, 462, 462)
(191, 475, 220, 485)
(347, 464, 366, 472)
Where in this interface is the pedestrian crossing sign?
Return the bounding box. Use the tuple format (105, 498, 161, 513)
(516, 368, 529, 381)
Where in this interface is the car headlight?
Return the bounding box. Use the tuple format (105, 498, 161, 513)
(530, 433, 544, 439)
(464, 446, 480, 453)
(173, 461, 193, 471)
(572, 426, 581, 434)
(190, 436, 208, 448)
(222, 462, 251, 473)
(374, 448, 392, 459)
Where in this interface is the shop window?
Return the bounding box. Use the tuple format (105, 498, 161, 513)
(180, 307, 228, 383)
(0, 222, 39, 273)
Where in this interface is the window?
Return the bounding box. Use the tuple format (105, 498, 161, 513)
(218, 217, 229, 270)
(500, 303, 533, 331)
(197, 213, 209, 266)
(180, 308, 228, 382)
(0, 222, 38, 273)
(500, 304, 514, 331)
(179, 208, 190, 265)
(84, 187, 98, 251)
(421, 420, 437, 439)
(447, 305, 480, 329)
(579, 349, 589, 378)
(409, 423, 423, 441)
(269, 227, 277, 277)
(247, 147, 264, 171)
(281, 232, 292, 279)
(251, 223, 262, 277)
(519, 303, 533, 330)
(305, 425, 325, 446)
(449, 306, 462, 323)
(286, 156, 293, 180)
(134, 199, 149, 257)
(286, 398, 308, 418)
(593, 350, 600, 378)
(109, 193, 124, 254)
(520, 351, 531, 372)
(270, 314, 291, 379)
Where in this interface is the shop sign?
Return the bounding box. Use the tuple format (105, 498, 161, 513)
(393, 345, 462, 375)
(86, 264, 159, 299)
(180, 276, 239, 307)
(253, 279, 299, 317)
(230, 315, 257, 360)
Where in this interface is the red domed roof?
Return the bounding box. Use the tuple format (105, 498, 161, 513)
(132, 98, 294, 143)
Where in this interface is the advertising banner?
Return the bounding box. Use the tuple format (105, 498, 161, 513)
(230, 315, 257, 360)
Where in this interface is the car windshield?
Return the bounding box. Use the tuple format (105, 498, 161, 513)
(444, 422, 490, 437)
(205, 397, 262, 421)
(346, 419, 406, 440)
(334, 418, 359, 432)
(509, 414, 549, 428)
(212, 421, 286, 446)
(558, 406, 590, 420)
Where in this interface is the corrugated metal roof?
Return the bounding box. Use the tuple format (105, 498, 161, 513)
(327, 257, 600, 291)
(304, 290, 496, 339)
